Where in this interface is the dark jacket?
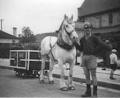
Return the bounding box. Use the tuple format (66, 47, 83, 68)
(75, 35, 112, 58)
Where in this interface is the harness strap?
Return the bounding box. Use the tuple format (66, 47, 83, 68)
(49, 37, 57, 62)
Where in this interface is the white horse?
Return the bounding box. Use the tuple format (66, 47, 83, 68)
(39, 15, 79, 91)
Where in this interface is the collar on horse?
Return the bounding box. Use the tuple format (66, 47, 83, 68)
(57, 35, 74, 51)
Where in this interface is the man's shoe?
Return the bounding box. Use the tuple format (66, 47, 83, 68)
(81, 84, 91, 97)
(102, 68, 106, 70)
(93, 85, 97, 97)
(110, 77, 115, 80)
(81, 93, 91, 97)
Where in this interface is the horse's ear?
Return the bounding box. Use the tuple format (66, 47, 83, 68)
(64, 14, 68, 20)
(70, 15, 73, 21)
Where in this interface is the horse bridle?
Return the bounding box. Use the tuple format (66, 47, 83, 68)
(64, 25, 74, 38)
(56, 19, 76, 50)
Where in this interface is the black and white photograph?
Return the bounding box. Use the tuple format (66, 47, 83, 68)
(0, 0, 120, 97)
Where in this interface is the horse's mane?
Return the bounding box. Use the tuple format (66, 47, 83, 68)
(57, 20, 64, 44)
(58, 20, 64, 33)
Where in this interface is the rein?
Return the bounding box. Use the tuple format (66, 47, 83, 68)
(64, 25, 74, 37)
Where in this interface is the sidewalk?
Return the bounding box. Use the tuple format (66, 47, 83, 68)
(53, 64, 120, 90)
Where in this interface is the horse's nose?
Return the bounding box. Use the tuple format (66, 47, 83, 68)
(74, 34, 78, 39)
(72, 31, 78, 39)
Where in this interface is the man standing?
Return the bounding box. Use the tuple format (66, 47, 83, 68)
(109, 49, 118, 79)
(102, 40, 112, 70)
(75, 22, 112, 97)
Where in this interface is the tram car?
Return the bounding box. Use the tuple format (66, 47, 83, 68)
(9, 50, 49, 77)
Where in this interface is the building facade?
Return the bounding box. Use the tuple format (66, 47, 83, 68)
(0, 30, 19, 44)
(0, 30, 19, 58)
(76, 0, 120, 54)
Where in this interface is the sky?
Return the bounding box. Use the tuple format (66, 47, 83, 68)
(0, 0, 84, 35)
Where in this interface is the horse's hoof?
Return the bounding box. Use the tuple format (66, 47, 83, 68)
(49, 81, 54, 84)
(68, 86, 76, 90)
(59, 87, 68, 91)
(39, 80, 45, 84)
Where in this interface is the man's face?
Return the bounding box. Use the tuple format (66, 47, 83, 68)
(84, 28, 91, 36)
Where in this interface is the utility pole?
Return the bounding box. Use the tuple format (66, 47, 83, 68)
(0, 19, 3, 31)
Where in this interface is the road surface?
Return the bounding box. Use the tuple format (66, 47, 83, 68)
(0, 68, 120, 97)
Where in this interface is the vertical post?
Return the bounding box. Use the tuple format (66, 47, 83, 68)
(0, 19, 3, 30)
(13, 27, 17, 36)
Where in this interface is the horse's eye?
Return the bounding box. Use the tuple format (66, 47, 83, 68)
(66, 25, 69, 28)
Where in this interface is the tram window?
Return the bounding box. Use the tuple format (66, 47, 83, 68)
(30, 52, 41, 59)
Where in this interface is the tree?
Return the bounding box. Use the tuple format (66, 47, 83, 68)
(19, 27, 36, 43)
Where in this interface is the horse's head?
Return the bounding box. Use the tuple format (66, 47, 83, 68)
(58, 15, 78, 46)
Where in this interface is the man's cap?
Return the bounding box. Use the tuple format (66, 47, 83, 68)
(83, 22, 93, 29)
(112, 49, 117, 52)
(105, 40, 110, 44)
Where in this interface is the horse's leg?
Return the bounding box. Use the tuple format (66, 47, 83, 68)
(39, 56, 46, 83)
(67, 62, 75, 90)
(59, 61, 68, 91)
(48, 58, 54, 84)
